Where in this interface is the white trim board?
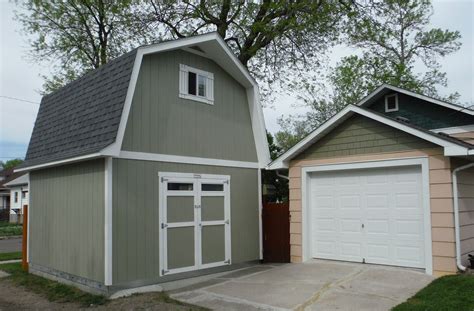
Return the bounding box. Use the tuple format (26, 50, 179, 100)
(15, 153, 102, 172)
(358, 84, 474, 116)
(104, 157, 113, 286)
(432, 124, 474, 134)
(267, 105, 473, 170)
(300, 157, 433, 275)
(119, 151, 259, 169)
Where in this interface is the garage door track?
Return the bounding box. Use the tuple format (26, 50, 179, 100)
(170, 260, 434, 311)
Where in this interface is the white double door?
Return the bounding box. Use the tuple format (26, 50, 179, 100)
(159, 172, 231, 276)
(310, 166, 426, 269)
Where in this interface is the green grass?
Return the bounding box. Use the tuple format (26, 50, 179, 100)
(0, 251, 22, 261)
(0, 263, 107, 307)
(0, 221, 23, 236)
(393, 274, 474, 311)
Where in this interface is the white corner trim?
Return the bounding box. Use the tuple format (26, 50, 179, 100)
(104, 157, 113, 286)
(300, 157, 433, 275)
(15, 153, 103, 172)
(258, 169, 263, 260)
(119, 150, 259, 169)
(267, 105, 471, 170)
(100, 33, 270, 168)
(358, 84, 474, 116)
(432, 124, 474, 134)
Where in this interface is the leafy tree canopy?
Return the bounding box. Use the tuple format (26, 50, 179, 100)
(0, 159, 24, 170)
(276, 0, 462, 151)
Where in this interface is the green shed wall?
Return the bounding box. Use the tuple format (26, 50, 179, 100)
(29, 159, 105, 283)
(122, 50, 258, 162)
(295, 115, 437, 161)
(369, 93, 474, 129)
(112, 158, 259, 285)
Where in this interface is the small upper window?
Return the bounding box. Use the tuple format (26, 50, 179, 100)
(385, 94, 398, 112)
(179, 64, 214, 105)
(14, 192, 18, 203)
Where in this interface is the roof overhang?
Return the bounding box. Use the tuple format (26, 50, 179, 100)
(4, 173, 29, 187)
(268, 105, 474, 170)
(358, 84, 474, 116)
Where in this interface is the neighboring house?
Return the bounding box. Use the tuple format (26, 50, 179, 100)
(0, 168, 26, 213)
(4, 173, 29, 223)
(16, 33, 270, 294)
(269, 84, 474, 277)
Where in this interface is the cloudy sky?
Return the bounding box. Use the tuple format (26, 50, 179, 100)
(0, 0, 473, 161)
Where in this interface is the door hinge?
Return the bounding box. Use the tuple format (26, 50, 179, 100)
(224, 259, 230, 264)
(225, 219, 230, 225)
(223, 180, 229, 184)
(162, 269, 168, 275)
(161, 177, 168, 183)
(161, 223, 168, 229)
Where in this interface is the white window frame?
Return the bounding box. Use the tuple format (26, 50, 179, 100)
(385, 93, 399, 112)
(179, 64, 214, 105)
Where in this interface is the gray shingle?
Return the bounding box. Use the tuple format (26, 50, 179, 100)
(20, 49, 137, 168)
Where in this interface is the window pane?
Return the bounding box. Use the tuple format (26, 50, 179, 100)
(202, 184, 223, 191)
(168, 183, 193, 191)
(387, 96, 396, 110)
(198, 75, 206, 97)
(188, 72, 197, 95)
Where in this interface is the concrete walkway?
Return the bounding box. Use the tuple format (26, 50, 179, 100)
(170, 260, 434, 311)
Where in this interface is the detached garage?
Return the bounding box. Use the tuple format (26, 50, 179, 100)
(269, 85, 474, 276)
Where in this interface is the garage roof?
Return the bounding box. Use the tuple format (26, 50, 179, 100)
(268, 104, 474, 170)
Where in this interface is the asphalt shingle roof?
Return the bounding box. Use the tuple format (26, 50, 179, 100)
(20, 49, 137, 168)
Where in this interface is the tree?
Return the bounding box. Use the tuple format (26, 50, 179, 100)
(16, 0, 143, 93)
(0, 159, 24, 170)
(262, 132, 288, 202)
(120, 1, 352, 102)
(276, 0, 462, 151)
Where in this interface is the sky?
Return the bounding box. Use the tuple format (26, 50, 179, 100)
(0, 0, 473, 161)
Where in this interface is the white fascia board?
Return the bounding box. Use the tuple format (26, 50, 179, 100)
(432, 124, 474, 134)
(358, 84, 474, 116)
(102, 33, 271, 167)
(267, 105, 471, 169)
(14, 153, 102, 173)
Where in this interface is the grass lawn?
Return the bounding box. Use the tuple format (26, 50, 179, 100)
(0, 263, 107, 307)
(0, 251, 22, 261)
(393, 274, 474, 311)
(0, 221, 23, 236)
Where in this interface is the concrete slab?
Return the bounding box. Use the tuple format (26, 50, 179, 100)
(170, 260, 434, 311)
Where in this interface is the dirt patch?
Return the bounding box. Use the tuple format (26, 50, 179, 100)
(0, 280, 204, 310)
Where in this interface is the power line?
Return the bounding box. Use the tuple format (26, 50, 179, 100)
(0, 95, 40, 105)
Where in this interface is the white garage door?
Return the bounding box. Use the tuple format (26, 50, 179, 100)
(310, 166, 425, 269)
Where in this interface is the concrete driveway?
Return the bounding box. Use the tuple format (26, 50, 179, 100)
(170, 260, 434, 311)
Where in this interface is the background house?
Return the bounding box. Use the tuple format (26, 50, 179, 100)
(5, 173, 29, 223)
(0, 168, 27, 221)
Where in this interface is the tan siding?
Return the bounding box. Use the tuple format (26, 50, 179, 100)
(287, 115, 460, 275)
(456, 167, 474, 266)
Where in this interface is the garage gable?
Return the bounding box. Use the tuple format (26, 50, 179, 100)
(294, 115, 438, 162)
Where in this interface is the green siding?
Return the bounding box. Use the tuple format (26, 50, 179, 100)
(295, 115, 437, 161)
(112, 159, 259, 285)
(29, 159, 105, 283)
(202, 226, 225, 264)
(369, 93, 474, 129)
(122, 50, 258, 162)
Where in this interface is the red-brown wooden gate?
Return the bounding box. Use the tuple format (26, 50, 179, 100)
(262, 202, 290, 263)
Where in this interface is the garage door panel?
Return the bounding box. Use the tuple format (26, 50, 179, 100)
(310, 166, 425, 269)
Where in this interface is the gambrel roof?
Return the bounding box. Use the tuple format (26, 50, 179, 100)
(18, 33, 270, 171)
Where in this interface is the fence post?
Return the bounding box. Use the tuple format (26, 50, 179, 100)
(22, 205, 28, 271)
